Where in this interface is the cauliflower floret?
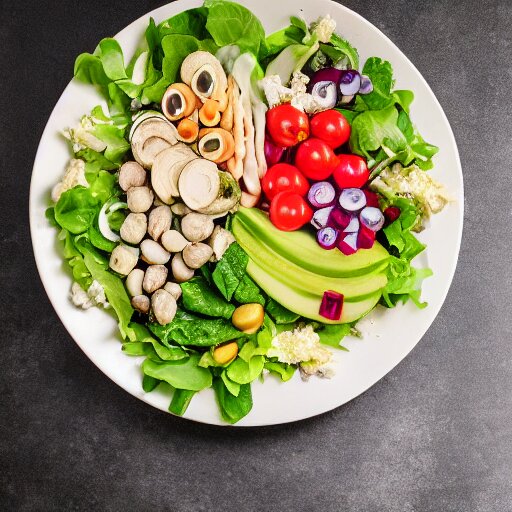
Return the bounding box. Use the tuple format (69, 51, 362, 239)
(260, 73, 327, 114)
(63, 114, 108, 154)
(268, 325, 333, 379)
(51, 158, 88, 202)
(70, 280, 110, 310)
(311, 15, 337, 44)
(371, 163, 452, 222)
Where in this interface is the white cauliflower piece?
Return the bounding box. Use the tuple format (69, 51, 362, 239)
(268, 325, 333, 378)
(51, 158, 88, 202)
(371, 163, 452, 220)
(70, 280, 110, 310)
(290, 71, 309, 95)
(311, 15, 337, 43)
(260, 75, 293, 108)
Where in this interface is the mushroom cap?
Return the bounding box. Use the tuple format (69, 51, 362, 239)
(178, 159, 220, 211)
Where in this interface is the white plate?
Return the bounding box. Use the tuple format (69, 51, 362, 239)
(29, 0, 463, 426)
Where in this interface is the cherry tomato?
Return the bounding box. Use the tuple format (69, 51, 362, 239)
(332, 155, 369, 188)
(295, 138, 339, 181)
(262, 163, 309, 201)
(270, 191, 313, 231)
(266, 104, 310, 147)
(310, 110, 351, 149)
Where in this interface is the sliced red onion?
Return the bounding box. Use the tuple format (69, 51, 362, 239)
(343, 215, 359, 233)
(359, 75, 373, 95)
(339, 188, 367, 211)
(362, 189, 380, 208)
(308, 181, 336, 208)
(359, 207, 385, 232)
(319, 290, 344, 321)
(309, 67, 343, 90)
(316, 227, 339, 250)
(338, 232, 358, 255)
(339, 70, 361, 96)
(384, 206, 401, 223)
(264, 136, 285, 167)
(357, 225, 376, 249)
(329, 207, 351, 230)
(311, 206, 334, 229)
(311, 81, 338, 110)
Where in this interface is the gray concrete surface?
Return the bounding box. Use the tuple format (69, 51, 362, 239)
(1, 0, 511, 510)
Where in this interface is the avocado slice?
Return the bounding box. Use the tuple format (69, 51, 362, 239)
(247, 260, 382, 324)
(234, 219, 387, 300)
(234, 208, 389, 278)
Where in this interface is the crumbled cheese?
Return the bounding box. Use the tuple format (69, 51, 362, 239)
(51, 158, 88, 202)
(260, 72, 328, 114)
(311, 15, 337, 43)
(268, 325, 333, 378)
(70, 280, 110, 310)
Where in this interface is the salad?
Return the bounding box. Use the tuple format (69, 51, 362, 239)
(46, 0, 451, 423)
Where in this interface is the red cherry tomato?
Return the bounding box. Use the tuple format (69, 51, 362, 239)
(266, 104, 310, 148)
(310, 110, 351, 149)
(333, 155, 369, 188)
(262, 163, 309, 201)
(295, 138, 339, 181)
(270, 191, 313, 231)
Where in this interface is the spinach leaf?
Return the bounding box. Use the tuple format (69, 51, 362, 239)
(213, 378, 252, 424)
(128, 322, 188, 361)
(263, 25, 305, 59)
(54, 187, 99, 234)
(315, 323, 353, 349)
(169, 389, 197, 416)
(142, 374, 159, 392)
(142, 355, 212, 391)
(226, 341, 266, 384)
(266, 298, 300, 324)
(180, 277, 235, 319)
(204, 0, 266, 57)
(264, 361, 296, 382)
(221, 370, 240, 396)
(159, 7, 209, 39)
(150, 309, 245, 347)
(212, 243, 248, 301)
(233, 275, 265, 305)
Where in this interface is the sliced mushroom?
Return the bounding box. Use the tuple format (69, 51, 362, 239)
(127, 186, 154, 213)
(178, 159, 220, 210)
(161, 83, 198, 121)
(109, 245, 139, 275)
(181, 213, 215, 243)
(164, 282, 182, 301)
(119, 161, 146, 191)
(148, 206, 172, 241)
(143, 265, 168, 294)
(198, 99, 221, 127)
(180, 51, 228, 104)
(130, 118, 185, 169)
(126, 268, 144, 297)
(140, 239, 171, 265)
(182, 243, 213, 269)
(120, 213, 147, 244)
(177, 118, 199, 143)
(208, 225, 236, 262)
(150, 143, 198, 204)
(151, 289, 177, 325)
(171, 253, 195, 283)
(161, 230, 190, 252)
(196, 171, 241, 216)
(198, 128, 235, 163)
(131, 295, 150, 314)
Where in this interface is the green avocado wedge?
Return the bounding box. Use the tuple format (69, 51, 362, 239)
(231, 207, 390, 324)
(234, 207, 389, 278)
(247, 260, 383, 324)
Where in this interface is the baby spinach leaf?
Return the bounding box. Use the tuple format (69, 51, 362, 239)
(128, 322, 188, 361)
(221, 370, 240, 396)
(142, 374, 159, 393)
(315, 323, 353, 349)
(180, 277, 235, 319)
(204, 0, 266, 56)
(233, 275, 265, 305)
(150, 309, 245, 347)
(142, 355, 212, 391)
(264, 361, 296, 382)
(169, 389, 197, 416)
(226, 350, 265, 384)
(212, 242, 248, 301)
(266, 298, 300, 324)
(213, 378, 252, 424)
(54, 187, 99, 234)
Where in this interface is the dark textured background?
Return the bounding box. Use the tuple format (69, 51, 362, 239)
(2, 0, 511, 510)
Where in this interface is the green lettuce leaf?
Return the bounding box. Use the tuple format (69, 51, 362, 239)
(54, 187, 99, 234)
(169, 389, 197, 415)
(266, 298, 300, 324)
(213, 378, 252, 424)
(264, 361, 296, 381)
